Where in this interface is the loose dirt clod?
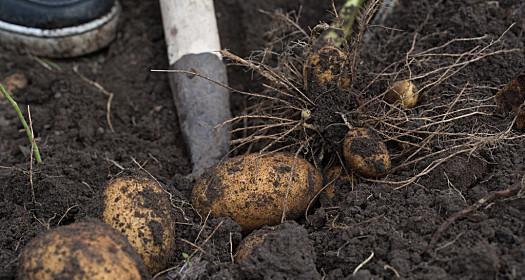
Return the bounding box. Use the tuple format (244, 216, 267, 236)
(235, 222, 321, 280)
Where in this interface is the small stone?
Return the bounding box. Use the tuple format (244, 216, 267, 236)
(1, 72, 28, 96)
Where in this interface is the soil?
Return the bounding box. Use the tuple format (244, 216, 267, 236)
(1, 0, 524, 279)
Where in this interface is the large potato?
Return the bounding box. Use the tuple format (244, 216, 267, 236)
(192, 153, 323, 231)
(343, 128, 391, 178)
(17, 221, 150, 280)
(103, 176, 176, 274)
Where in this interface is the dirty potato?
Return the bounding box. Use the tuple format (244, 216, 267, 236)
(343, 128, 391, 178)
(17, 222, 150, 280)
(384, 80, 419, 109)
(495, 72, 525, 129)
(103, 176, 176, 274)
(234, 228, 270, 263)
(192, 153, 323, 231)
(305, 45, 352, 92)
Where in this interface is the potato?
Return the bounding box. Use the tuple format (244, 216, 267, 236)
(384, 80, 419, 108)
(103, 176, 176, 274)
(2, 72, 28, 94)
(495, 72, 525, 129)
(343, 128, 391, 178)
(306, 45, 351, 92)
(17, 221, 150, 280)
(234, 228, 270, 263)
(192, 153, 323, 231)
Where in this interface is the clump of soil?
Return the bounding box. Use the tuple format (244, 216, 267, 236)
(236, 222, 320, 280)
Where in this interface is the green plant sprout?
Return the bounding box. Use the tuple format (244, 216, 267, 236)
(322, 0, 365, 47)
(0, 83, 42, 164)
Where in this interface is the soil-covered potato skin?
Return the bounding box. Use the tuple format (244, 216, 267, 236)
(234, 229, 267, 263)
(103, 176, 176, 274)
(192, 153, 323, 231)
(343, 128, 391, 178)
(384, 80, 419, 109)
(496, 72, 525, 129)
(17, 221, 150, 280)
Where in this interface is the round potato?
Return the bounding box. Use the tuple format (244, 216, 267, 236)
(343, 128, 391, 178)
(103, 176, 176, 274)
(235, 228, 270, 263)
(192, 153, 323, 231)
(384, 80, 419, 108)
(17, 221, 150, 280)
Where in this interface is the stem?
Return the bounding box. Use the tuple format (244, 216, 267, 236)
(322, 0, 365, 47)
(0, 83, 42, 164)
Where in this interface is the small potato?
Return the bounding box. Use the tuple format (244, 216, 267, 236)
(235, 229, 270, 263)
(17, 222, 150, 280)
(385, 80, 419, 108)
(192, 153, 323, 231)
(234, 222, 321, 279)
(103, 176, 176, 274)
(306, 45, 351, 92)
(322, 165, 357, 205)
(343, 128, 391, 178)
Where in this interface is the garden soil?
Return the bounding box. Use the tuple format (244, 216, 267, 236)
(1, 0, 524, 279)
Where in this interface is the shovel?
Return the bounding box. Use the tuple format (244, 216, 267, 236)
(159, 0, 231, 177)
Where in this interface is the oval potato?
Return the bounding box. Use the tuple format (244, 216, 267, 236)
(306, 45, 351, 91)
(103, 177, 176, 274)
(17, 222, 150, 280)
(235, 228, 270, 263)
(343, 128, 391, 178)
(384, 80, 419, 108)
(192, 153, 323, 231)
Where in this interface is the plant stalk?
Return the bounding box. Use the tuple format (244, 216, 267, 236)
(322, 0, 366, 47)
(0, 83, 42, 164)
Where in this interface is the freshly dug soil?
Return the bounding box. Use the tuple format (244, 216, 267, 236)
(1, 0, 524, 279)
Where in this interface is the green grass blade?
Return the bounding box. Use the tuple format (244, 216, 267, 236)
(0, 83, 42, 164)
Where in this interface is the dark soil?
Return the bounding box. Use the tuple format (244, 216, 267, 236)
(1, 0, 524, 279)
(236, 222, 320, 280)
